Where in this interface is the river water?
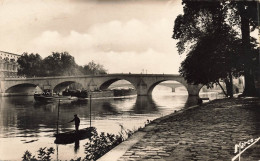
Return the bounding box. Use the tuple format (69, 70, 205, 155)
(0, 85, 221, 160)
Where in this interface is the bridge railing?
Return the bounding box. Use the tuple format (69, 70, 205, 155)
(2, 73, 181, 80)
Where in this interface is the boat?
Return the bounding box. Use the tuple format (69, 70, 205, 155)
(54, 95, 94, 144)
(64, 89, 114, 99)
(76, 90, 114, 101)
(34, 93, 53, 102)
(54, 127, 96, 144)
(113, 88, 136, 96)
(65, 88, 137, 101)
(34, 93, 78, 102)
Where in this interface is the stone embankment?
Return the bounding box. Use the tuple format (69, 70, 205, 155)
(99, 97, 260, 161)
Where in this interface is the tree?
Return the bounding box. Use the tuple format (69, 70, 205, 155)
(173, 1, 225, 55)
(173, 1, 234, 97)
(179, 29, 245, 97)
(41, 52, 61, 76)
(173, 0, 259, 97)
(228, 1, 260, 96)
(17, 52, 108, 77)
(83, 60, 107, 75)
(42, 52, 83, 76)
(17, 53, 43, 77)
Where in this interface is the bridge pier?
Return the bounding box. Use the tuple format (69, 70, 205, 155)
(136, 90, 150, 96)
(136, 79, 150, 96)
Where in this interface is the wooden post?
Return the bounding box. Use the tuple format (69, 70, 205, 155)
(238, 142, 241, 161)
(56, 99, 60, 134)
(89, 95, 92, 128)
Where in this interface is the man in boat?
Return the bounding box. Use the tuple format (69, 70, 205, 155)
(69, 114, 80, 132)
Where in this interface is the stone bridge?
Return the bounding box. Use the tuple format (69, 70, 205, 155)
(0, 74, 203, 96)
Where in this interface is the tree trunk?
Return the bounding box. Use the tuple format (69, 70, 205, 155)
(240, 7, 257, 96)
(229, 72, 233, 98)
(224, 75, 233, 98)
(217, 81, 228, 97)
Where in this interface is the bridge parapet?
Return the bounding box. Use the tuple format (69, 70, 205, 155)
(0, 74, 203, 96)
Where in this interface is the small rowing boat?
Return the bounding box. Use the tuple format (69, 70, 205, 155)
(54, 95, 95, 144)
(54, 127, 96, 144)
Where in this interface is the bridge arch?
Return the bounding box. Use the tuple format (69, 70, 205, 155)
(99, 78, 136, 91)
(5, 83, 38, 95)
(53, 81, 83, 93)
(99, 78, 121, 90)
(147, 80, 188, 95)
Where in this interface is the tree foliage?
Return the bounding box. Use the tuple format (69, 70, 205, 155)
(84, 130, 123, 160)
(173, 0, 259, 96)
(17, 52, 107, 77)
(22, 147, 54, 161)
(227, 1, 259, 31)
(42, 52, 82, 76)
(17, 53, 43, 77)
(179, 32, 243, 86)
(83, 60, 107, 75)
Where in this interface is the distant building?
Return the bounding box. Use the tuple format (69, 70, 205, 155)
(0, 51, 20, 78)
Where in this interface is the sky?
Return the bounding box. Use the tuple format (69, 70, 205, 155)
(0, 0, 184, 74)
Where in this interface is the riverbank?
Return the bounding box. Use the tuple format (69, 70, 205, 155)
(98, 97, 260, 161)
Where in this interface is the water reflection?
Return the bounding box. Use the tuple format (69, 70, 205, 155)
(74, 140, 80, 153)
(133, 96, 158, 114)
(0, 90, 219, 160)
(100, 102, 120, 115)
(0, 95, 201, 137)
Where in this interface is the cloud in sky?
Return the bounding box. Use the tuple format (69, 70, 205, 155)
(0, 0, 184, 74)
(30, 17, 182, 73)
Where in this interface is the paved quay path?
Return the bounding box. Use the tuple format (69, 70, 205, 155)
(100, 97, 260, 161)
